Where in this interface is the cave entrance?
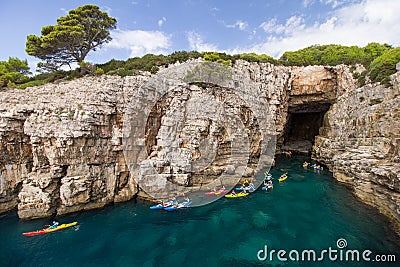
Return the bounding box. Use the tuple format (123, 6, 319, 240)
(282, 103, 331, 154)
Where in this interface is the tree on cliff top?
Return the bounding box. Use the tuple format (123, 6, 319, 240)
(0, 57, 30, 88)
(26, 5, 117, 72)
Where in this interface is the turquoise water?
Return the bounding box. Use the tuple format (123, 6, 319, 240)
(1, 156, 399, 266)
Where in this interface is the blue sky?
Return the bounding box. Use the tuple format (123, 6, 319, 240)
(1, 0, 399, 70)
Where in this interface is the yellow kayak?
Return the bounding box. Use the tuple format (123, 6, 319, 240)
(45, 222, 78, 233)
(225, 192, 249, 198)
(278, 174, 288, 182)
(23, 222, 78, 236)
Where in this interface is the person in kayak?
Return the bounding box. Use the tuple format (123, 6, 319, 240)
(50, 221, 59, 229)
(314, 165, 323, 171)
(231, 190, 236, 195)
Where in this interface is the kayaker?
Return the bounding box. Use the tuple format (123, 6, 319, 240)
(314, 165, 323, 171)
(231, 190, 236, 195)
(50, 221, 59, 229)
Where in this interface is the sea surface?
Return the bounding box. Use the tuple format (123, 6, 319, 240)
(1, 156, 399, 266)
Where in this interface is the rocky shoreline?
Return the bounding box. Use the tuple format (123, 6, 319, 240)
(313, 70, 400, 234)
(1, 60, 399, 235)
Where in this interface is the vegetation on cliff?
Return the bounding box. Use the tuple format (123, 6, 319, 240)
(279, 43, 399, 86)
(13, 43, 397, 89)
(2, 4, 398, 90)
(363, 47, 400, 86)
(280, 43, 391, 66)
(0, 57, 30, 88)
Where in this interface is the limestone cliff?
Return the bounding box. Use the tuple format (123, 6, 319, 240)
(0, 76, 148, 218)
(0, 60, 373, 221)
(313, 71, 400, 233)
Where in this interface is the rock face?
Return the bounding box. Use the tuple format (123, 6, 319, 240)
(313, 71, 400, 233)
(0, 76, 147, 218)
(3, 60, 390, 223)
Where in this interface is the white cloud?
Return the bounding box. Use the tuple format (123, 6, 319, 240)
(320, 0, 345, 8)
(101, 5, 113, 15)
(302, 0, 315, 7)
(260, 19, 282, 34)
(303, 0, 348, 8)
(158, 17, 166, 27)
(187, 31, 217, 52)
(225, 20, 248, 31)
(108, 29, 171, 57)
(260, 16, 305, 35)
(251, 0, 400, 57)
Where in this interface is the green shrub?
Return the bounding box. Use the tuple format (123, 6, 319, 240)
(107, 68, 136, 77)
(367, 47, 400, 86)
(357, 70, 367, 87)
(97, 59, 124, 73)
(150, 66, 159, 74)
(239, 52, 278, 64)
(94, 67, 104, 75)
(67, 69, 82, 80)
(17, 79, 48, 89)
(279, 43, 391, 66)
(168, 51, 203, 63)
(7, 81, 16, 88)
(0, 57, 30, 87)
(204, 52, 232, 66)
(34, 70, 68, 83)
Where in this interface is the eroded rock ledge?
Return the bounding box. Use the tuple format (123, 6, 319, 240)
(313, 71, 400, 233)
(3, 59, 398, 236)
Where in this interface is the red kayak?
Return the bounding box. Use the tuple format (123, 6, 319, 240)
(23, 229, 47, 237)
(22, 222, 78, 236)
